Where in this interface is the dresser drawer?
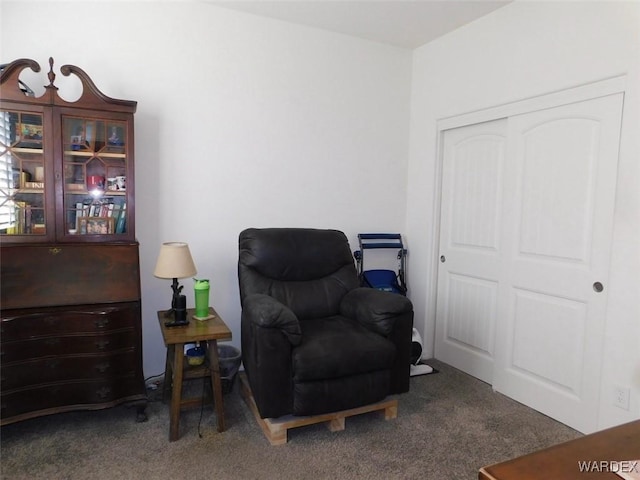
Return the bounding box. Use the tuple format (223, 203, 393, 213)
(1, 303, 139, 340)
(1, 375, 145, 421)
(0, 244, 140, 309)
(1, 350, 138, 390)
(1, 328, 136, 362)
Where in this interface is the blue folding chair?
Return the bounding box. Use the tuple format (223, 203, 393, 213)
(353, 233, 407, 296)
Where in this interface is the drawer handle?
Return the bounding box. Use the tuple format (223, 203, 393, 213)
(95, 318, 110, 328)
(44, 338, 61, 346)
(95, 362, 110, 373)
(46, 359, 60, 370)
(95, 339, 110, 350)
(96, 386, 111, 399)
(49, 247, 62, 255)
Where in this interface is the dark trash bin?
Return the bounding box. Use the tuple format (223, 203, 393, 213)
(218, 344, 241, 394)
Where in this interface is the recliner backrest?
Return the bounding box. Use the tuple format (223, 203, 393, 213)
(238, 228, 360, 320)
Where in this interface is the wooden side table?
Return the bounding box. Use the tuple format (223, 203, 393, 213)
(157, 307, 232, 441)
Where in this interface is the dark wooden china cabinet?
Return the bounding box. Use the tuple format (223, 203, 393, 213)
(0, 58, 147, 425)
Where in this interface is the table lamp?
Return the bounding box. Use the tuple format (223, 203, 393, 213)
(154, 242, 197, 316)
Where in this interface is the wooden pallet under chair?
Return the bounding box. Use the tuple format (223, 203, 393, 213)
(239, 373, 398, 445)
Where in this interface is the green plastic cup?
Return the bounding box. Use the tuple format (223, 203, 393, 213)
(194, 279, 210, 318)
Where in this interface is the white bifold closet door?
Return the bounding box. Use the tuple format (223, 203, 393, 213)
(435, 93, 624, 433)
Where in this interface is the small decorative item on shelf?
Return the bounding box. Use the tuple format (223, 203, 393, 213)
(107, 176, 126, 191)
(186, 343, 205, 366)
(14, 170, 30, 188)
(19, 123, 43, 147)
(27, 167, 45, 189)
(86, 175, 105, 192)
(78, 216, 114, 235)
(70, 124, 88, 151)
(107, 125, 124, 146)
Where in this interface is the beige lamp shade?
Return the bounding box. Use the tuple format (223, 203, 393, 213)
(153, 242, 197, 279)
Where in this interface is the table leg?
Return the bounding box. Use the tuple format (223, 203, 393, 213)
(163, 344, 174, 403)
(169, 343, 184, 441)
(207, 339, 226, 432)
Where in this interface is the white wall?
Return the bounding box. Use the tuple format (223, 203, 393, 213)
(1, 2, 412, 378)
(407, 1, 640, 430)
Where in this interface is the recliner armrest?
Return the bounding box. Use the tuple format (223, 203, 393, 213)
(340, 287, 413, 336)
(242, 293, 302, 346)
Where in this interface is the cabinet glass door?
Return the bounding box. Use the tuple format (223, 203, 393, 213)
(62, 116, 128, 237)
(0, 110, 47, 237)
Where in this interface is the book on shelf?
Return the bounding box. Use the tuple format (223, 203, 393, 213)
(11, 201, 38, 234)
(72, 197, 125, 234)
(115, 202, 127, 234)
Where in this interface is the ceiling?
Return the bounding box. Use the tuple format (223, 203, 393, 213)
(208, 0, 512, 49)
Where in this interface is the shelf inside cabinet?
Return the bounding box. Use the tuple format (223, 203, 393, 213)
(63, 151, 126, 158)
(12, 147, 44, 154)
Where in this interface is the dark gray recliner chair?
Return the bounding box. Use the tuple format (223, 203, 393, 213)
(238, 227, 413, 419)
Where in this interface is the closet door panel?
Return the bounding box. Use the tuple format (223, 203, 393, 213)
(435, 119, 507, 383)
(493, 93, 624, 433)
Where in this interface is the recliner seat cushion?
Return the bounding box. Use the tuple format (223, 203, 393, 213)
(292, 316, 396, 383)
(293, 370, 391, 416)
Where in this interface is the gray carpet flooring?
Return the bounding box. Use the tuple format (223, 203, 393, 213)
(0, 359, 581, 480)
